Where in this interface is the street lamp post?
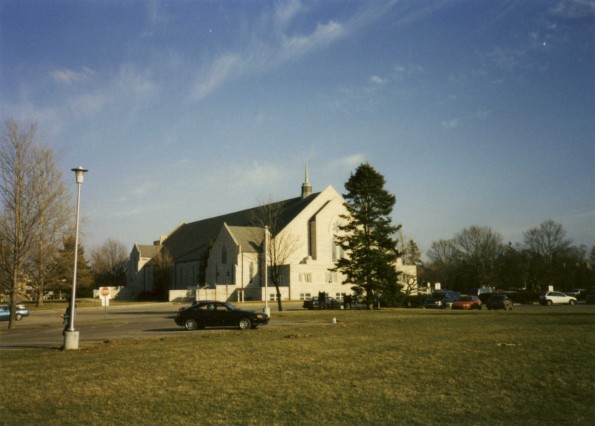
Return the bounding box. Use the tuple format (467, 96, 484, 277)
(64, 166, 87, 350)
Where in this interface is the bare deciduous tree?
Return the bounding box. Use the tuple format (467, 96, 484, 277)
(524, 220, 571, 261)
(426, 226, 503, 290)
(90, 239, 129, 287)
(0, 118, 73, 322)
(0, 119, 40, 328)
(29, 145, 72, 306)
(427, 239, 458, 268)
(453, 225, 503, 285)
(250, 197, 300, 312)
(400, 273, 418, 297)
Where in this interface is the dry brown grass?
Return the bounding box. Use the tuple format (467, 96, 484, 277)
(1, 308, 593, 425)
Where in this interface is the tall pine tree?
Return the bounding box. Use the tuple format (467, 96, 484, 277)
(333, 163, 402, 308)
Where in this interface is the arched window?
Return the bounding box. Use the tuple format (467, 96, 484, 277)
(221, 246, 227, 264)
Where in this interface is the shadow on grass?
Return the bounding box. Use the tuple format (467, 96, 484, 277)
(143, 328, 185, 333)
(143, 327, 261, 332)
(108, 311, 176, 316)
(0, 344, 62, 351)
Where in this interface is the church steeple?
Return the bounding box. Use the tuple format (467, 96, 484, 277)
(301, 164, 312, 199)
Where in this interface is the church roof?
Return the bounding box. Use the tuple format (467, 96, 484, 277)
(134, 244, 161, 258)
(227, 226, 264, 253)
(161, 192, 321, 263)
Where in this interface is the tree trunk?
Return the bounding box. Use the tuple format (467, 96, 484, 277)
(275, 285, 283, 312)
(8, 269, 18, 329)
(36, 286, 44, 307)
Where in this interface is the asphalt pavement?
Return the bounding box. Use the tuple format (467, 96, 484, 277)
(0, 302, 188, 350)
(0, 301, 305, 350)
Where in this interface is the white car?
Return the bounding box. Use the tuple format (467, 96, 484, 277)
(539, 291, 577, 306)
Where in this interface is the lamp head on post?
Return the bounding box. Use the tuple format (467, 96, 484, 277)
(72, 166, 88, 184)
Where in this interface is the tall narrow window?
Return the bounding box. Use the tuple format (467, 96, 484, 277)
(331, 220, 343, 262)
(221, 246, 227, 264)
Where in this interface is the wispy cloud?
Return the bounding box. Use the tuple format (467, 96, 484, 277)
(548, 0, 595, 18)
(192, 53, 242, 101)
(115, 64, 157, 99)
(274, 0, 304, 30)
(441, 110, 490, 129)
(64, 64, 156, 117)
(370, 75, 388, 85)
(50, 66, 96, 84)
(441, 118, 459, 129)
(190, 1, 390, 102)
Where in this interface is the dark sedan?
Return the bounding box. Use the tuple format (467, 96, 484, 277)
(303, 296, 343, 310)
(175, 300, 269, 331)
(486, 294, 513, 310)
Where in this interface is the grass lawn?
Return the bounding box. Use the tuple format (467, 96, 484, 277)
(1, 308, 593, 425)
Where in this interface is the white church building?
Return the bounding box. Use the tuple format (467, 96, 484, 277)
(127, 171, 417, 302)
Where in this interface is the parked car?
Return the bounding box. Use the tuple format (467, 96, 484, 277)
(585, 288, 595, 305)
(303, 296, 343, 310)
(539, 291, 577, 306)
(0, 303, 30, 321)
(175, 300, 269, 331)
(486, 294, 513, 310)
(452, 295, 482, 310)
(423, 290, 460, 309)
(564, 289, 585, 299)
(467, 287, 495, 296)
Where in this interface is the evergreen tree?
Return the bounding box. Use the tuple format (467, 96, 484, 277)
(153, 247, 173, 301)
(51, 235, 93, 297)
(333, 163, 402, 308)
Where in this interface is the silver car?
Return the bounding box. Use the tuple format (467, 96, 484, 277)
(0, 304, 30, 321)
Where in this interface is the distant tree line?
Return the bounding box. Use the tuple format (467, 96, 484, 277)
(423, 221, 595, 294)
(0, 118, 128, 328)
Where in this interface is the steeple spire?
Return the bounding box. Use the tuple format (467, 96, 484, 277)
(301, 164, 312, 199)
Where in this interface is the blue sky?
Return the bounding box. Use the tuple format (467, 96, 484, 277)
(1, 0, 594, 256)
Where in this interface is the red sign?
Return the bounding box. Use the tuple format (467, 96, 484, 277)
(100, 287, 110, 297)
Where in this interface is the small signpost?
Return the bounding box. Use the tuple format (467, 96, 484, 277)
(100, 287, 110, 305)
(100, 287, 111, 319)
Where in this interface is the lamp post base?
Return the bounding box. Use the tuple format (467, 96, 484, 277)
(63, 330, 79, 350)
